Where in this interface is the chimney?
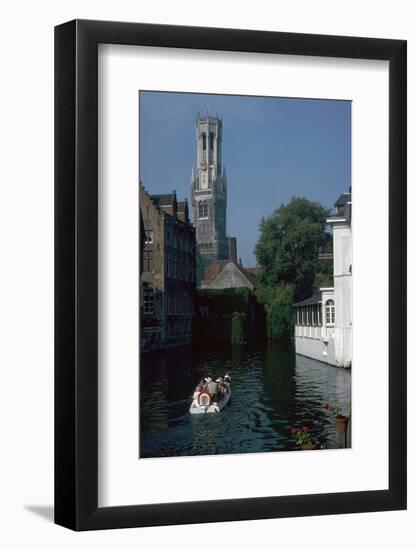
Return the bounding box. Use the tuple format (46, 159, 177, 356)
(172, 190, 177, 219)
(183, 198, 189, 224)
(228, 237, 237, 264)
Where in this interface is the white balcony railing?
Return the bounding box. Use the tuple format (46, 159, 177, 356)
(295, 325, 321, 340)
(295, 325, 335, 340)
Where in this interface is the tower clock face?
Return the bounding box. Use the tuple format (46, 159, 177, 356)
(200, 159, 207, 171)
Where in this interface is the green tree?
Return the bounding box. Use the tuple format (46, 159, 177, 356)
(255, 197, 331, 301)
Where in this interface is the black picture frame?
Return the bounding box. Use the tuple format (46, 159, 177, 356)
(55, 19, 407, 531)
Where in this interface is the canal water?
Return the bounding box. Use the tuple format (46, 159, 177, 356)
(140, 342, 351, 458)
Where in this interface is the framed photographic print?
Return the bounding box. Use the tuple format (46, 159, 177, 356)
(55, 20, 406, 530)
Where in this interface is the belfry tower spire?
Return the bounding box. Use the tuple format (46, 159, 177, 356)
(191, 114, 228, 273)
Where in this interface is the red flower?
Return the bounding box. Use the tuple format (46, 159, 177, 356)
(290, 427, 297, 434)
(302, 425, 309, 432)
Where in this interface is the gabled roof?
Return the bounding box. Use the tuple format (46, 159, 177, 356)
(202, 260, 257, 289)
(205, 261, 256, 290)
(203, 260, 229, 282)
(235, 264, 257, 286)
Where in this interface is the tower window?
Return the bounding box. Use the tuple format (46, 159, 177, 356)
(198, 201, 208, 219)
(209, 132, 215, 164)
(202, 132, 206, 150)
(325, 299, 335, 325)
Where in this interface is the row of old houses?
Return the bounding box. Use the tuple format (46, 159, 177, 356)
(140, 184, 196, 352)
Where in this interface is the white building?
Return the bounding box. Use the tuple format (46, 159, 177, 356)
(294, 192, 352, 368)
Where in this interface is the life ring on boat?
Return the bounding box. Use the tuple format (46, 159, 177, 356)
(198, 392, 211, 406)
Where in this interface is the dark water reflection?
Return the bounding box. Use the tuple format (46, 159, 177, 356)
(140, 342, 351, 458)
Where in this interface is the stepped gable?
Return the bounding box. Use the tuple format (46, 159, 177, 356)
(150, 190, 189, 223)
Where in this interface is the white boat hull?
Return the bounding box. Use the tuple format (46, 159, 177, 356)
(189, 386, 232, 414)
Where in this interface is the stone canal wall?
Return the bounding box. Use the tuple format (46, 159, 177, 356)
(295, 334, 337, 366)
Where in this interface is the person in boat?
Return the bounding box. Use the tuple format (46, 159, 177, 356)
(224, 373, 231, 384)
(215, 378, 223, 399)
(217, 378, 226, 397)
(207, 378, 218, 399)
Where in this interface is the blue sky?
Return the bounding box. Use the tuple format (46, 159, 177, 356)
(139, 91, 351, 266)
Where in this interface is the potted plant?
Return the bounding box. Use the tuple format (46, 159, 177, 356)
(324, 402, 348, 433)
(291, 426, 319, 450)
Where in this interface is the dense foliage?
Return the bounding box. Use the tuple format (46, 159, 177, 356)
(255, 197, 332, 302)
(255, 283, 294, 340)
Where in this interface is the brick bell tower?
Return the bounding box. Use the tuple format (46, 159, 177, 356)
(191, 114, 228, 278)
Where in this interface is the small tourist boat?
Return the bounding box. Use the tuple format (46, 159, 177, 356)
(189, 377, 232, 415)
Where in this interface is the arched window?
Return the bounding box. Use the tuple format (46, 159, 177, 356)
(209, 132, 215, 164)
(325, 299, 335, 325)
(201, 132, 206, 150)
